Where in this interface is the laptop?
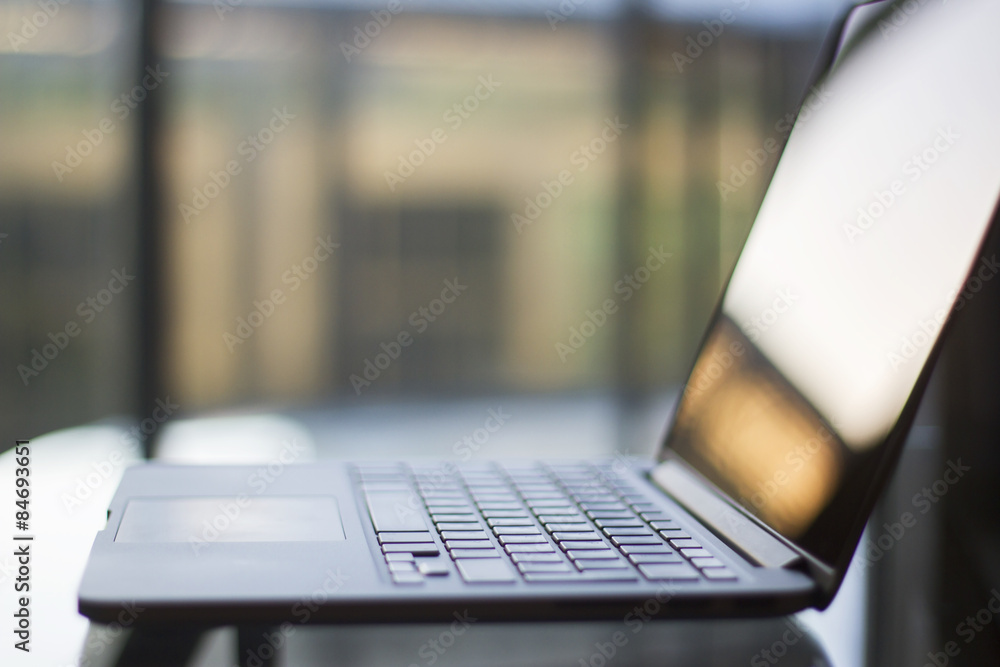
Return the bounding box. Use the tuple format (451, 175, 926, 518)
(79, 0, 1000, 624)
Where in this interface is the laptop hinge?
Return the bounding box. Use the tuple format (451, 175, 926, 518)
(650, 460, 802, 569)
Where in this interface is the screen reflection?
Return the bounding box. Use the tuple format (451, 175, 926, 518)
(662, 0, 1000, 565)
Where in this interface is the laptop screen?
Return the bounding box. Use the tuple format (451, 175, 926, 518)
(659, 0, 1000, 568)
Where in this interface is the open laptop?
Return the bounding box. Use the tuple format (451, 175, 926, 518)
(79, 0, 1000, 624)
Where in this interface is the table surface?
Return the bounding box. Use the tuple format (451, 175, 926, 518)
(0, 392, 866, 667)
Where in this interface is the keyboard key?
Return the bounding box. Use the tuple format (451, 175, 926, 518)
(441, 531, 489, 541)
(456, 559, 516, 583)
(574, 559, 629, 570)
(594, 519, 644, 528)
(640, 512, 669, 521)
(658, 529, 691, 540)
(423, 498, 471, 506)
(493, 526, 541, 535)
(482, 510, 529, 519)
(417, 561, 450, 576)
(586, 510, 635, 519)
(366, 492, 427, 532)
(522, 572, 577, 582)
(610, 535, 662, 547)
(566, 549, 617, 560)
(580, 502, 628, 511)
(450, 549, 501, 559)
(680, 548, 713, 559)
(629, 503, 659, 513)
(388, 561, 417, 572)
(510, 552, 564, 563)
(384, 553, 415, 562)
(649, 521, 679, 531)
(544, 524, 593, 534)
(578, 570, 638, 581)
(619, 544, 671, 555)
(668, 538, 701, 549)
(702, 568, 738, 581)
(526, 499, 574, 507)
(381, 543, 440, 556)
(637, 562, 700, 581)
(559, 541, 608, 550)
(498, 534, 547, 545)
(378, 532, 434, 544)
(533, 507, 581, 516)
(445, 539, 494, 549)
(690, 557, 725, 569)
(477, 502, 523, 510)
(539, 515, 588, 525)
(628, 553, 682, 564)
(505, 543, 555, 553)
(601, 527, 654, 536)
(487, 518, 534, 527)
(471, 493, 517, 500)
(517, 561, 573, 573)
(432, 514, 478, 523)
(436, 522, 484, 532)
(392, 572, 425, 585)
(552, 532, 602, 542)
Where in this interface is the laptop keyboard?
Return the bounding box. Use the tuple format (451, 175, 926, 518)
(355, 461, 738, 586)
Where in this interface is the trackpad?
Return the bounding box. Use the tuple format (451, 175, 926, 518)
(114, 497, 346, 543)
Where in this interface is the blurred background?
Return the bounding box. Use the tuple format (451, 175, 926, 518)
(4, 1, 1000, 665)
(0, 0, 843, 440)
